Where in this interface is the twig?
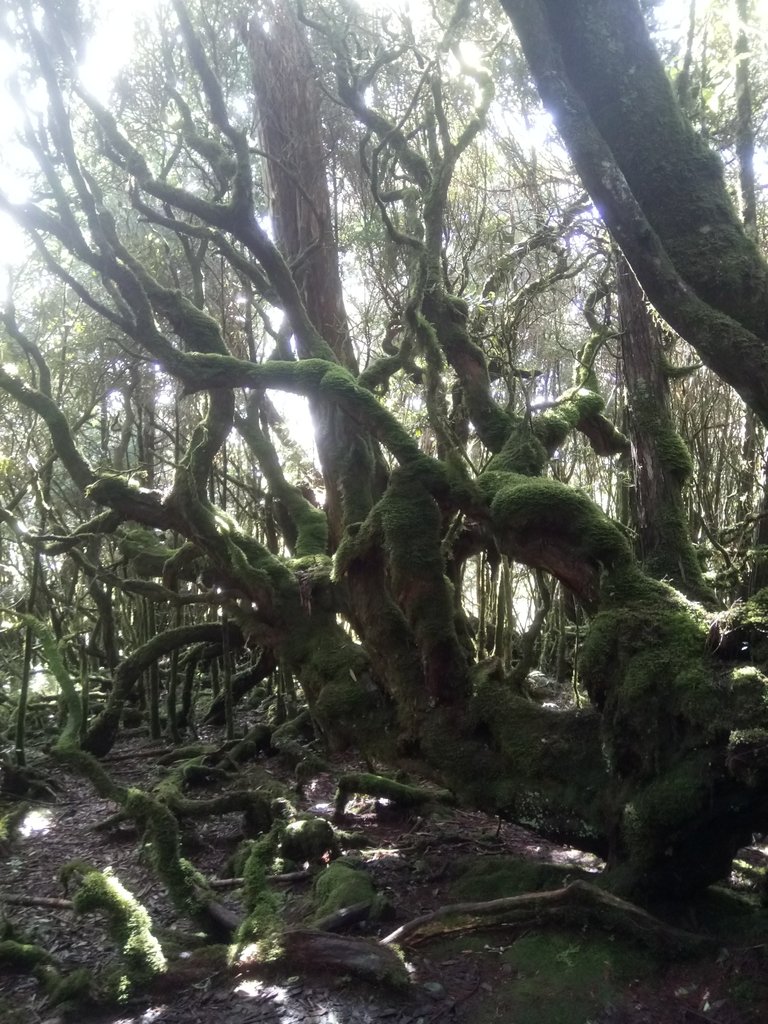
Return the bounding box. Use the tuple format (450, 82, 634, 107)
(1, 895, 73, 909)
(209, 869, 311, 889)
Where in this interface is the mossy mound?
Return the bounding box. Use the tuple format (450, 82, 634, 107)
(448, 855, 594, 902)
(491, 930, 658, 1024)
(311, 860, 389, 923)
(431, 928, 658, 1024)
(279, 817, 339, 865)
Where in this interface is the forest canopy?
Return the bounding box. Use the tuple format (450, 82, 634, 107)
(1, 0, 768, 943)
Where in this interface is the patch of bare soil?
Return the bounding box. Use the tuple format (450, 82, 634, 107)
(2, 736, 768, 1024)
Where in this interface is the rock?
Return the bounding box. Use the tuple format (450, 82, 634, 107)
(421, 981, 446, 1000)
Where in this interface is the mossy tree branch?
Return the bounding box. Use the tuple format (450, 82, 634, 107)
(501, 0, 768, 426)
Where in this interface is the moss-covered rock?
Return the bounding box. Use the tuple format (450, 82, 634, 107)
(279, 816, 339, 865)
(448, 855, 593, 902)
(311, 860, 388, 923)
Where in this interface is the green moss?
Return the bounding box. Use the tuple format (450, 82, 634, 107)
(655, 426, 693, 482)
(0, 802, 28, 848)
(687, 886, 768, 943)
(44, 966, 94, 1008)
(487, 931, 658, 1024)
(378, 467, 469, 701)
(470, 683, 607, 838)
(0, 939, 54, 969)
(534, 386, 607, 454)
(311, 860, 385, 922)
(621, 752, 713, 861)
(124, 789, 208, 921)
(52, 746, 127, 803)
(583, 570, 702, 685)
(486, 430, 548, 476)
(308, 639, 393, 751)
(478, 471, 631, 571)
(726, 728, 768, 788)
(733, 588, 768, 628)
(73, 868, 166, 983)
(235, 830, 283, 956)
(334, 772, 454, 818)
(117, 526, 179, 578)
(448, 855, 591, 902)
(279, 817, 339, 865)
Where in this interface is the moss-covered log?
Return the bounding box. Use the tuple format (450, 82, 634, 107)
(250, 928, 409, 987)
(71, 867, 166, 985)
(334, 772, 454, 819)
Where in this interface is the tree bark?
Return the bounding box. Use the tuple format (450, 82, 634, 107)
(617, 256, 711, 601)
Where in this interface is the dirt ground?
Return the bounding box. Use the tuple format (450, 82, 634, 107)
(3, 735, 768, 1024)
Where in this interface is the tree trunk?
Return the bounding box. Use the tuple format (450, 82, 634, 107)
(617, 256, 710, 602)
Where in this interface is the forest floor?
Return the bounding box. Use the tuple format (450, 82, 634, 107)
(3, 730, 768, 1024)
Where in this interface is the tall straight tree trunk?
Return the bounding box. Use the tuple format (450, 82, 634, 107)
(732, 0, 768, 593)
(617, 256, 711, 602)
(247, 2, 367, 547)
(245, 1, 431, 724)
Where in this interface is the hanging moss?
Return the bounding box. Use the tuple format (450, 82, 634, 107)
(72, 868, 166, 984)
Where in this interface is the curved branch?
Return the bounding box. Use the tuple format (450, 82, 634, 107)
(83, 622, 245, 756)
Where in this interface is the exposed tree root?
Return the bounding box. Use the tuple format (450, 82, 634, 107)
(381, 880, 712, 956)
(239, 928, 409, 987)
(334, 771, 455, 820)
(312, 900, 374, 933)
